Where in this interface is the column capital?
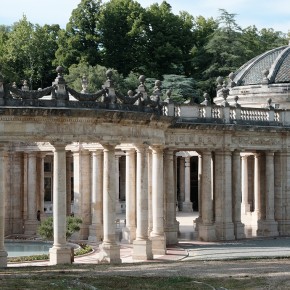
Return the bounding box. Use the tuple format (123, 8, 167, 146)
(101, 143, 117, 151)
(150, 145, 164, 154)
(50, 141, 68, 151)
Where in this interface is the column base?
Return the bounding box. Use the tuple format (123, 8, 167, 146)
(215, 222, 235, 241)
(234, 222, 246, 239)
(24, 220, 39, 235)
(198, 223, 216, 242)
(121, 226, 136, 244)
(98, 242, 121, 264)
(164, 222, 179, 245)
(277, 220, 290, 235)
(0, 250, 7, 268)
(49, 246, 72, 265)
(257, 220, 279, 237)
(182, 202, 193, 212)
(133, 239, 153, 260)
(150, 234, 166, 255)
(88, 224, 103, 243)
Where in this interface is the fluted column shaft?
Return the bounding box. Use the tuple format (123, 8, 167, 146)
(135, 146, 148, 240)
(125, 149, 136, 241)
(254, 154, 261, 217)
(232, 151, 245, 239)
(265, 152, 275, 220)
(27, 153, 37, 221)
(89, 150, 103, 242)
(164, 149, 178, 245)
(151, 147, 164, 236)
(99, 144, 121, 264)
(241, 155, 250, 213)
(103, 145, 117, 244)
(0, 146, 7, 267)
(52, 144, 67, 247)
(201, 151, 213, 224)
(49, 143, 71, 265)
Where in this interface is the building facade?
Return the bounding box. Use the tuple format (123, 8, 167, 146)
(1, 45, 290, 267)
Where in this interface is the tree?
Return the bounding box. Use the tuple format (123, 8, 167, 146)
(141, 1, 194, 78)
(2, 17, 60, 88)
(98, 0, 145, 75)
(37, 216, 82, 240)
(54, 0, 102, 70)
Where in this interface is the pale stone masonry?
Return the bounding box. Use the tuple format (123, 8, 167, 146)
(2, 44, 290, 267)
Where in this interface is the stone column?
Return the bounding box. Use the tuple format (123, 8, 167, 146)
(277, 151, 290, 235)
(133, 145, 153, 260)
(73, 150, 91, 239)
(89, 150, 103, 242)
(66, 153, 72, 216)
(24, 152, 38, 235)
(99, 144, 121, 264)
(49, 143, 71, 265)
(232, 150, 245, 239)
(115, 155, 121, 214)
(198, 151, 216, 241)
(179, 157, 185, 210)
(182, 156, 193, 212)
(241, 154, 251, 213)
(254, 153, 261, 219)
(150, 146, 166, 255)
(195, 155, 202, 229)
(164, 149, 179, 245)
(0, 146, 7, 267)
(122, 148, 136, 243)
(147, 150, 153, 234)
(214, 150, 234, 240)
(258, 152, 278, 236)
(38, 153, 46, 221)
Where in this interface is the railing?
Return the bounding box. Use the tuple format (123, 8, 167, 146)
(164, 102, 286, 126)
(0, 67, 289, 127)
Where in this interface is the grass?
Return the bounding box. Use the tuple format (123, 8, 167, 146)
(0, 264, 276, 290)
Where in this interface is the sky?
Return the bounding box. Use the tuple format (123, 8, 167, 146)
(0, 0, 290, 33)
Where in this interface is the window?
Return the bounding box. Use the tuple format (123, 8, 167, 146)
(44, 177, 52, 201)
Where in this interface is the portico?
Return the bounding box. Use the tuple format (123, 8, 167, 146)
(2, 58, 290, 267)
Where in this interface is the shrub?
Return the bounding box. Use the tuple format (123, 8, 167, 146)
(37, 216, 82, 240)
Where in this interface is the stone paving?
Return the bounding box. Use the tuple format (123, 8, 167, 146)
(8, 211, 290, 267)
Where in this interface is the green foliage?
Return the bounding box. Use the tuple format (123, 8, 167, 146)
(8, 254, 49, 263)
(75, 244, 93, 256)
(1, 17, 60, 88)
(0, 3, 289, 100)
(161, 74, 197, 103)
(37, 216, 82, 240)
(54, 0, 102, 70)
(141, 2, 194, 78)
(98, 0, 145, 75)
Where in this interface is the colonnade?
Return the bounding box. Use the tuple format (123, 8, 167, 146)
(1, 143, 290, 267)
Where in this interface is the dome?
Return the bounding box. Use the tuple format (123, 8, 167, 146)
(214, 43, 290, 109)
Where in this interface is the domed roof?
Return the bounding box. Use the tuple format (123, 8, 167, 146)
(214, 44, 290, 109)
(233, 44, 290, 86)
